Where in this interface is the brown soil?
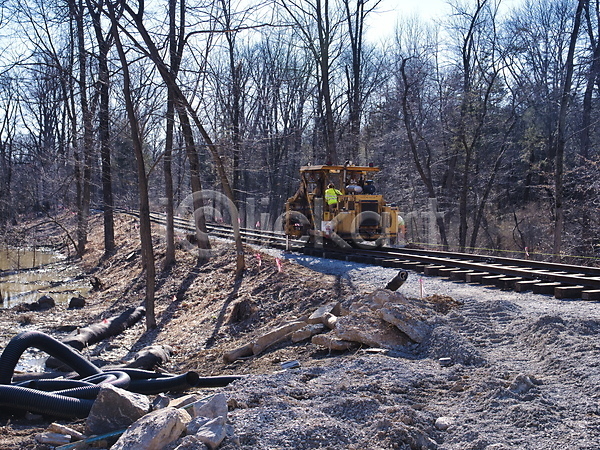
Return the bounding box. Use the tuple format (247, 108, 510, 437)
(0, 212, 345, 448)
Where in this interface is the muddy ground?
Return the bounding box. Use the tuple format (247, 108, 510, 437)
(1, 212, 600, 449)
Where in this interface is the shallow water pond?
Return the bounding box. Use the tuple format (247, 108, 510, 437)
(0, 246, 61, 271)
(0, 247, 90, 308)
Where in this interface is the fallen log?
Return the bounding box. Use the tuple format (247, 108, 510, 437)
(46, 306, 146, 371)
(252, 321, 307, 355)
(62, 306, 146, 351)
(124, 345, 174, 370)
(223, 343, 254, 363)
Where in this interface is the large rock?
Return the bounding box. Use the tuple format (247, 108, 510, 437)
(191, 393, 228, 420)
(379, 304, 431, 343)
(111, 407, 191, 450)
(193, 415, 227, 450)
(85, 384, 151, 435)
(333, 308, 409, 349)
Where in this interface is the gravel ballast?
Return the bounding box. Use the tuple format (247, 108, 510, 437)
(216, 253, 600, 449)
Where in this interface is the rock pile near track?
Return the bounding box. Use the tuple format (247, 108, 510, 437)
(223, 288, 463, 363)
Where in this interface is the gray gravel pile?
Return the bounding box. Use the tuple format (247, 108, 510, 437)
(216, 254, 600, 449)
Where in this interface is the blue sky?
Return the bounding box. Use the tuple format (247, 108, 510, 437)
(367, 0, 523, 41)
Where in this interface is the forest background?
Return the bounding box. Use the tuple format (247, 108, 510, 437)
(0, 0, 599, 271)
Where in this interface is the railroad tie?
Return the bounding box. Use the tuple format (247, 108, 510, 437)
(514, 279, 541, 292)
(554, 285, 584, 299)
(582, 289, 600, 301)
(532, 282, 562, 295)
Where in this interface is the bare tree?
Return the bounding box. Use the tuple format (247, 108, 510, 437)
(116, 0, 245, 276)
(69, 0, 95, 257)
(553, 0, 586, 260)
(162, 0, 184, 267)
(244, 30, 313, 219)
(106, 0, 156, 329)
(279, 0, 344, 164)
(87, 0, 115, 256)
(341, 0, 381, 160)
(0, 75, 18, 226)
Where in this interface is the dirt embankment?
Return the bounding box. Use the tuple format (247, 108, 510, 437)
(0, 212, 345, 448)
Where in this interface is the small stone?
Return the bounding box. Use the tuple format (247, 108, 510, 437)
(439, 357, 452, 366)
(509, 373, 537, 394)
(292, 323, 326, 342)
(308, 302, 341, 324)
(35, 432, 70, 445)
(37, 295, 55, 310)
(68, 296, 86, 309)
(435, 416, 454, 431)
(173, 435, 209, 450)
(280, 360, 300, 370)
(311, 333, 357, 351)
(25, 412, 43, 421)
(169, 394, 203, 409)
(187, 416, 211, 435)
(152, 393, 171, 410)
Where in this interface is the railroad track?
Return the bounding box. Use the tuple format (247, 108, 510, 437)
(304, 245, 600, 301)
(118, 209, 600, 301)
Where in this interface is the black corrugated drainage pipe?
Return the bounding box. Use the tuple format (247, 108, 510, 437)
(0, 331, 245, 418)
(0, 385, 94, 418)
(0, 331, 101, 384)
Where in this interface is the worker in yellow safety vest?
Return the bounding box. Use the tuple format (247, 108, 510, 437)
(324, 183, 342, 211)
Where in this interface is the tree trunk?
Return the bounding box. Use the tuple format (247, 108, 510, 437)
(87, 0, 115, 256)
(553, 0, 585, 261)
(176, 105, 210, 252)
(73, 0, 93, 257)
(163, 91, 176, 267)
(400, 58, 449, 249)
(109, 1, 157, 329)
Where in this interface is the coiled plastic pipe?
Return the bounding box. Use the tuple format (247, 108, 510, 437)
(0, 331, 101, 384)
(54, 371, 131, 399)
(127, 371, 200, 395)
(0, 330, 243, 418)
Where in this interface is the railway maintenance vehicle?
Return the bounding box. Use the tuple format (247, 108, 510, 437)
(284, 164, 400, 247)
